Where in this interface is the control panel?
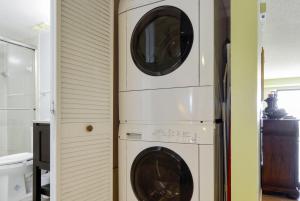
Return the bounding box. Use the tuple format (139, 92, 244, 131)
(119, 122, 216, 145)
(152, 128, 197, 143)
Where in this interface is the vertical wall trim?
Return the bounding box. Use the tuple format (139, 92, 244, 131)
(231, 0, 260, 201)
(50, 0, 62, 200)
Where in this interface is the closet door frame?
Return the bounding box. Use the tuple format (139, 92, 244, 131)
(50, 0, 59, 199)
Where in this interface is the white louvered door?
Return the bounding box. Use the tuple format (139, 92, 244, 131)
(51, 0, 114, 200)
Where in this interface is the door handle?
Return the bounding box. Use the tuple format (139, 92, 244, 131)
(86, 125, 94, 132)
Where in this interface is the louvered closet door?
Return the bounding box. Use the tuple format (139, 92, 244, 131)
(53, 0, 114, 200)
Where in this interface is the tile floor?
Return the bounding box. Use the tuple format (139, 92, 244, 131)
(262, 194, 298, 201)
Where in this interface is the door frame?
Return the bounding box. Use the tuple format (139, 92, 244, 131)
(50, 0, 60, 199)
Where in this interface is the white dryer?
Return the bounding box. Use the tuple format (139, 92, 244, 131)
(118, 0, 224, 123)
(119, 123, 216, 201)
(119, 0, 214, 91)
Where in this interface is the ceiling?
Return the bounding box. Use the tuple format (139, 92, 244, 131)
(264, 0, 300, 79)
(0, 0, 50, 46)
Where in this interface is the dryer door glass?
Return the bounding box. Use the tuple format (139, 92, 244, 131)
(131, 147, 194, 201)
(131, 6, 194, 76)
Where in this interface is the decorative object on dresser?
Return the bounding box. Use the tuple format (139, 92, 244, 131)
(263, 92, 287, 119)
(33, 122, 50, 201)
(262, 119, 300, 199)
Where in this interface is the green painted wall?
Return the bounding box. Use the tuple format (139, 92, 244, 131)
(264, 77, 300, 99)
(231, 0, 261, 200)
(265, 77, 300, 88)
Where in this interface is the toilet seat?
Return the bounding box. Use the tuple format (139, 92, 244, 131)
(0, 153, 34, 201)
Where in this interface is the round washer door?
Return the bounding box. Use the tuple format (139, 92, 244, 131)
(131, 147, 194, 201)
(131, 6, 194, 76)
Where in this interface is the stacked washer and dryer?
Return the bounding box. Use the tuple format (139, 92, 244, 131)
(118, 0, 229, 200)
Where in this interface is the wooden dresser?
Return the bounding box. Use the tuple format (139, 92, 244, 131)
(262, 119, 299, 198)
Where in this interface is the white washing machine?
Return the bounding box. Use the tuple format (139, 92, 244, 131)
(119, 0, 214, 91)
(119, 123, 215, 201)
(118, 0, 224, 123)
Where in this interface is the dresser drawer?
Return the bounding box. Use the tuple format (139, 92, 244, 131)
(263, 120, 299, 136)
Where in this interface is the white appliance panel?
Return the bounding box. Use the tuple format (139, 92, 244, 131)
(119, 12, 127, 92)
(119, 0, 164, 13)
(119, 123, 215, 145)
(120, 87, 214, 122)
(200, 0, 214, 86)
(199, 145, 215, 201)
(119, 140, 127, 201)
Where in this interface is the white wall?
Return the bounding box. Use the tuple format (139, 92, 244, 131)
(37, 31, 51, 121)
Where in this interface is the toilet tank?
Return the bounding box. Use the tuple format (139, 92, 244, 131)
(119, 0, 165, 13)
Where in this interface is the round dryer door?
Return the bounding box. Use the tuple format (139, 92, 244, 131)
(131, 147, 194, 201)
(131, 6, 194, 76)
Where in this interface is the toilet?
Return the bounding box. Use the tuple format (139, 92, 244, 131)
(0, 153, 33, 201)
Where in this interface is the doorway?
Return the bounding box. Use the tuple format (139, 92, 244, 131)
(0, 0, 51, 200)
(261, 0, 300, 200)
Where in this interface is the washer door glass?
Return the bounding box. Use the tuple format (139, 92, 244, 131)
(131, 6, 194, 76)
(131, 147, 194, 201)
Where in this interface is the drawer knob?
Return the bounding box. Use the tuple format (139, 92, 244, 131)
(86, 125, 94, 132)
